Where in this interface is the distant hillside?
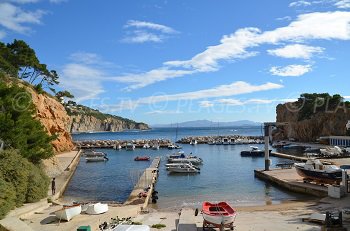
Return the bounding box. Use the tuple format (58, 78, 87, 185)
(152, 119, 261, 128)
(65, 102, 150, 133)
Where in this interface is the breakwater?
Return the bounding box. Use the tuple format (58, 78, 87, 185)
(74, 135, 265, 149)
(177, 135, 264, 144)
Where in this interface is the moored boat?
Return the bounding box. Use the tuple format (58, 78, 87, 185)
(294, 159, 343, 184)
(86, 156, 109, 162)
(55, 204, 81, 221)
(166, 163, 200, 173)
(126, 143, 135, 151)
(202, 202, 236, 229)
(134, 156, 151, 161)
(240, 146, 270, 157)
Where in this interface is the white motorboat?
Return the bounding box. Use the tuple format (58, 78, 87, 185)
(86, 156, 108, 162)
(85, 202, 108, 215)
(222, 138, 230, 145)
(84, 150, 106, 157)
(190, 139, 197, 145)
(167, 163, 200, 173)
(294, 159, 343, 184)
(167, 144, 176, 149)
(143, 143, 150, 149)
(114, 144, 122, 150)
(152, 144, 160, 150)
(165, 162, 200, 170)
(126, 143, 135, 151)
(55, 204, 81, 221)
(168, 156, 203, 165)
(320, 146, 343, 157)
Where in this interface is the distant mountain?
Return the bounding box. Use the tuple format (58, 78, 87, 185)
(152, 120, 261, 128)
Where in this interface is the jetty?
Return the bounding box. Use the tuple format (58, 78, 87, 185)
(255, 168, 328, 197)
(125, 157, 161, 209)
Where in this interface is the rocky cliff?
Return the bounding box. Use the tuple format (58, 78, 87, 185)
(70, 114, 149, 133)
(27, 88, 75, 153)
(274, 101, 350, 142)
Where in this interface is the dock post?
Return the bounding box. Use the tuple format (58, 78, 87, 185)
(264, 124, 270, 171)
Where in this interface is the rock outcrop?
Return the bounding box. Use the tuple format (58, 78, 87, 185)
(70, 115, 149, 133)
(27, 88, 75, 153)
(274, 103, 350, 142)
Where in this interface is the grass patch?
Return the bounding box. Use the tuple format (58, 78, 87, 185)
(151, 224, 166, 229)
(132, 221, 142, 225)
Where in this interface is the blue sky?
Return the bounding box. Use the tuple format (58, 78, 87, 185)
(1, 0, 350, 124)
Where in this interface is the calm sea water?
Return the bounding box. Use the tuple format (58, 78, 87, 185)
(64, 127, 309, 209)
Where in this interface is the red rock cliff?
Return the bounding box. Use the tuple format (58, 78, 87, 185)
(27, 88, 75, 153)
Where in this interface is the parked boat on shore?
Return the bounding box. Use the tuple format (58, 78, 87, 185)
(55, 204, 81, 221)
(84, 202, 108, 215)
(202, 201, 236, 229)
(294, 159, 343, 184)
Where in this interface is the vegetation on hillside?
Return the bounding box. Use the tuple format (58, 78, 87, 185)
(65, 100, 148, 127)
(286, 93, 350, 121)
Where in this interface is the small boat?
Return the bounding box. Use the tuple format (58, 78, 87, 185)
(168, 156, 203, 165)
(320, 146, 343, 157)
(85, 202, 108, 215)
(126, 143, 135, 151)
(222, 138, 230, 145)
(143, 143, 150, 149)
(190, 139, 197, 145)
(152, 144, 160, 150)
(202, 202, 236, 229)
(240, 146, 270, 157)
(86, 156, 109, 162)
(167, 144, 176, 149)
(166, 163, 200, 173)
(55, 204, 81, 221)
(294, 159, 343, 184)
(165, 162, 200, 171)
(134, 156, 150, 161)
(84, 150, 107, 157)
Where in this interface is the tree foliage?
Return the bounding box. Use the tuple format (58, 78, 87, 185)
(293, 93, 350, 121)
(0, 81, 54, 163)
(0, 39, 59, 91)
(55, 90, 74, 100)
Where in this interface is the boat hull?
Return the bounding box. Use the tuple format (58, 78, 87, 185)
(202, 202, 236, 226)
(167, 167, 199, 173)
(85, 203, 108, 215)
(55, 205, 81, 221)
(295, 165, 342, 184)
(240, 150, 271, 157)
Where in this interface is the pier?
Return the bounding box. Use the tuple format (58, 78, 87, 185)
(125, 157, 161, 209)
(177, 135, 264, 144)
(254, 168, 328, 197)
(74, 139, 174, 149)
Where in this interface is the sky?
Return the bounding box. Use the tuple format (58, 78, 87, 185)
(1, 0, 350, 125)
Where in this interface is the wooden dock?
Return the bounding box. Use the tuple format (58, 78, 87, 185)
(254, 168, 328, 197)
(124, 157, 161, 208)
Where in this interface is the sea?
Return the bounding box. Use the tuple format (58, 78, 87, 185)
(63, 126, 310, 210)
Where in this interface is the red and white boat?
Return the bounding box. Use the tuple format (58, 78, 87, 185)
(202, 202, 237, 229)
(134, 156, 150, 161)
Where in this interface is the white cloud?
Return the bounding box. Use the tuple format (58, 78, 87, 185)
(116, 68, 196, 91)
(201, 98, 297, 107)
(276, 16, 292, 21)
(49, 0, 67, 3)
(199, 101, 214, 108)
(5, 0, 40, 3)
(68, 52, 114, 67)
(112, 81, 284, 111)
(0, 2, 45, 34)
(116, 11, 350, 90)
(145, 110, 183, 115)
(122, 20, 178, 43)
(267, 44, 324, 59)
(125, 20, 178, 34)
(289, 1, 312, 7)
(270, 64, 312, 76)
(60, 63, 106, 102)
(335, 0, 350, 8)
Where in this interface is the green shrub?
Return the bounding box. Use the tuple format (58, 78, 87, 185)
(26, 164, 49, 203)
(0, 178, 16, 219)
(0, 150, 30, 206)
(151, 224, 166, 229)
(0, 150, 49, 209)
